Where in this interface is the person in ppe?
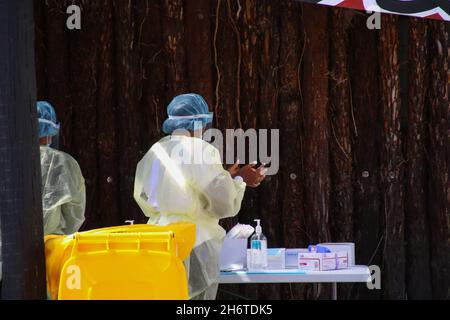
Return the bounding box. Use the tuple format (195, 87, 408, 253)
(134, 93, 266, 300)
(37, 101, 86, 235)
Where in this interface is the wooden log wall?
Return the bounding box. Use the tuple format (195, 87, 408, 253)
(34, 0, 449, 300)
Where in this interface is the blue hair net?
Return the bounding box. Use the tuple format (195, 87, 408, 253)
(162, 94, 213, 134)
(37, 101, 60, 138)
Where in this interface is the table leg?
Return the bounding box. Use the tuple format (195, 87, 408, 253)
(332, 283, 337, 300)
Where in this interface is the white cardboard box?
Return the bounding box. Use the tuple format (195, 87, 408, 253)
(318, 243, 355, 267)
(298, 252, 337, 271)
(285, 249, 308, 268)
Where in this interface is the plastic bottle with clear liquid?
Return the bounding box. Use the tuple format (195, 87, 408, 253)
(249, 219, 268, 270)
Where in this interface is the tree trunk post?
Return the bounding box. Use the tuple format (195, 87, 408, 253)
(0, 0, 47, 299)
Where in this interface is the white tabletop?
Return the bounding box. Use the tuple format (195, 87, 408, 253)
(219, 266, 371, 284)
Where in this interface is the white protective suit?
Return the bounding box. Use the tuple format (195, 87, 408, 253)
(134, 135, 246, 299)
(40, 146, 86, 235)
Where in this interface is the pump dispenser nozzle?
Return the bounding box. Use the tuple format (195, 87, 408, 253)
(254, 219, 262, 235)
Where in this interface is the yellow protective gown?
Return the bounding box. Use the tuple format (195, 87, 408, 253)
(134, 135, 246, 299)
(40, 146, 86, 235)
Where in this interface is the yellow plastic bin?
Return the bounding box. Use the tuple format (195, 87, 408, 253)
(44, 222, 195, 300)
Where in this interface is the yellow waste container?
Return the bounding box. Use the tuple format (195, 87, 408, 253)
(44, 222, 195, 300)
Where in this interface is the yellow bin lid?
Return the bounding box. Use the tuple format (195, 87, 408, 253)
(45, 222, 196, 300)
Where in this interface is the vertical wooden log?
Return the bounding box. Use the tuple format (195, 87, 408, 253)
(217, 0, 240, 176)
(112, 0, 146, 224)
(237, 0, 259, 216)
(96, 0, 120, 227)
(215, 0, 241, 300)
(214, 0, 238, 134)
(138, 0, 167, 148)
(378, 14, 406, 300)
(45, 0, 72, 150)
(328, 8, 354, 300)
(0, 0, 47, 299)
(301, 3, 331, 245)
(215, 0, 240, 133)
(427, 21, 450, 300)
(256, 0, 280, 231)
(163, 0, 188, 96)
(237, 0, 260, 300)
(257, 0, 281, 300)
(329, 8, 354, 243)
(301, 3, 331, 299)
(278, 0, 307, 300)
(239, 0, 259, 130)
(34, 0, 47, 98)
(68, 0, 100, 229)
(405, 18, 432, 299)
(348, 14, 382, 300)
(185, 0, 214, 105)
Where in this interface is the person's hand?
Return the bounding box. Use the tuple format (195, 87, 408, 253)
(227, 159, 240, 178)
(238, 162, 267, 188)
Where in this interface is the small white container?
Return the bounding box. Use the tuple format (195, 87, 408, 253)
(219, 238, 248, 271)
(267, 248, 286, 269)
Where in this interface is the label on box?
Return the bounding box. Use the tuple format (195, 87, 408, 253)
(298, 252, 337, 271)
(336, 251, 348, 269)
(285, 249, 309, 268)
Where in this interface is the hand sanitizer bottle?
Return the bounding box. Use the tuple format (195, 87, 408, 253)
(249, 219, 268, 270)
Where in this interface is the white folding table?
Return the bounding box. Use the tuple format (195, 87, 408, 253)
(219, 265, 371, 300)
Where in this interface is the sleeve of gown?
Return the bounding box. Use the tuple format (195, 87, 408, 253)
(133, 153, 161, 223)
(191, 142, 246, 219)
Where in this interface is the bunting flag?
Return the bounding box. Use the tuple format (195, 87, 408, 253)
(297, 0, 450, 21)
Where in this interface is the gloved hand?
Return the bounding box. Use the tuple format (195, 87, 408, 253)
(238, 162, 267, 188)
